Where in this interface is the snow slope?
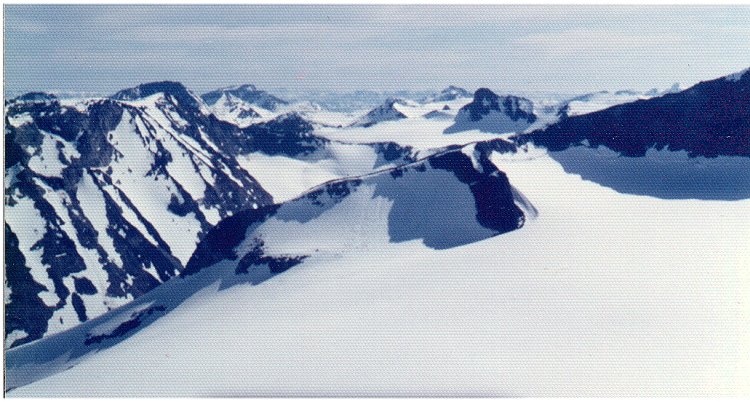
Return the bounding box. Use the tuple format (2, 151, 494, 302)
(205, 92, 264, 127)
(556, 90, 653, 118)
(235, 141, 416, 203)
(201, 84, 288, 112)
(7, 142, 749, 396)
(317, 116, 499, 152)
(4, 84, 272, 347)
(5, 70, 749, 395)
(5, 143, 529, 394)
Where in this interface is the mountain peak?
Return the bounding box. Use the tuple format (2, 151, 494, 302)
(201, 85, 287, 110)
(12, 92, 58, 103)
(350, 97, 409, 127)
(468, 88, 535, 123)
(444, 88, 536, 134)
(472, 88, 499, 106)
(230, 84, 258, 91)
(424, 85, 472, 102)
(725, 67, 750, 82)
(111, 81, 201, 110)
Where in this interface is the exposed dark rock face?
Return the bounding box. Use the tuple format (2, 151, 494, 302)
(184, 145, 527, 279)
(465, 89, 536, 123)
(242, 113, 327, 156)
(445, 88, 537, 134)
(521, 69, 750, 158)
(5, 83, 274, 347)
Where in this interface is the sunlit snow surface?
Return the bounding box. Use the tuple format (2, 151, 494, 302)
(8, 145, 749, 396)
(317, 117, 500, 151)
(235, 142, 380, 203)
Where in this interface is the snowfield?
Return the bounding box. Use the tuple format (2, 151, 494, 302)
(8, 145, 749, 396)
(317, 117, 500, 151)
(5, 73, 749, 396)
(236, 142, 382, 203)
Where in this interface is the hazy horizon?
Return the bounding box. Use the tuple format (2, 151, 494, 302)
(5, 5, 750, 97)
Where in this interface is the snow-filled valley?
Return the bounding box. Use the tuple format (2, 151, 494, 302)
(7, 144, 749, 396)
(4, 70, 750, 396)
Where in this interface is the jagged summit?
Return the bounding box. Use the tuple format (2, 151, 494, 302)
(350, 97, 410, 127)
(201, 84, 288, 111)
(5, 84, 273, 347)
(445, 88, 536, 134)
(471, 88, 533, 120)
(111, 81, 202, 110)
(12, 92, 58, 103)
(424, 85, 473, 103)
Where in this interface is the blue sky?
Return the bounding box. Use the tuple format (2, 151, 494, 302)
(4, 5, 750, 96)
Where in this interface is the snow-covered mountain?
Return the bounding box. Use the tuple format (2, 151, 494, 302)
(201, 84, 288, 112)
(201, 112, 326, 158)
(3, 82, 423, 348)
(556, 83, 688, 119)
(422, 85, 473, 103)
(7, 137, 750, 396)
(203, 92, 262, 128)
(5, 142, 532, 392)
(515, 69, 750, 200)
(4, 82, 273, 347)
(445, 88, 537, 134)
(5, 68, 750, 397)
(350, 97, 413, 127)
(200, 84, 291, 127)
(187, 109, 420, 203)
(523, 69, 750, 158)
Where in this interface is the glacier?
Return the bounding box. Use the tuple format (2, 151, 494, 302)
(4, 68, 750, 396)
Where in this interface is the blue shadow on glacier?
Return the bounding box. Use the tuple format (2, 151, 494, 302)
(5, 147, 531, 393)
(549, 146, 750, 200)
